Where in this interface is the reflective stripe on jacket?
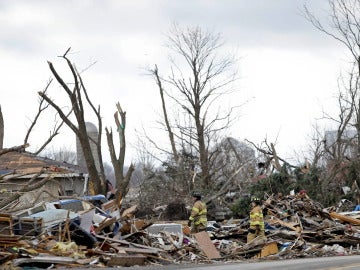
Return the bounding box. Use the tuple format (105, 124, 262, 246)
(249, 205, 264, 229)
(189, 200, 207, 226)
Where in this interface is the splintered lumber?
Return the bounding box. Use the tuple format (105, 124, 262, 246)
(249, 242, 279, 258)
(259, 242, 279, 258)
(0, 235, 20, 246)
(194, 231, 221, 259)
(106, 243, 127, 253)
(95, 234, 162, 252)
(145, 254, 175, 262)
(0, 213, 13, 236)
(101, 199, 117, 212)
(163, 231, 176, 245)
(301, 216, 321, 227)
(329, 212, 360, 225)
(323, 236, 360, 247)
(121, 219, 152, 234)
(121, 205, 138, 218)
(94, 217, 117, 234)
(13, 217, 43, 237)
(109, 242, 159, 255)
(270, 216, 301, 232)
(13, 255, 75, 266)
(243, 236, 267, 250)
(107, 254, 146, 267)
(0, 251, 14, 265)
(232, 247, 262, 256)
(121, 247, 159, 255)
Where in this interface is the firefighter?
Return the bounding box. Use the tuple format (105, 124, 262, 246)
(247, 195, 266, 243)
(188, 191, 207, 233)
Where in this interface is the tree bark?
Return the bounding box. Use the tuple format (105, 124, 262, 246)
(149, 25, 238, 191)
(151, 65, 179, 163)
(106, 102, 135, 200)
(0, 144, 29, 156)
(38, 50, 104, 194)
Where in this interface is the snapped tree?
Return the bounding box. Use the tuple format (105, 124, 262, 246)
(39, 48, 134, 198)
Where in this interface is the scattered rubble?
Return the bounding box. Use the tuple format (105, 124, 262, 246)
(1, 193, 360, 268)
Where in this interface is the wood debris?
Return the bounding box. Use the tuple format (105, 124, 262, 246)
(0, 193, 359, 268)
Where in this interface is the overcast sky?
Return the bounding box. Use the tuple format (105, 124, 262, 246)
(0, 0, 350, 165)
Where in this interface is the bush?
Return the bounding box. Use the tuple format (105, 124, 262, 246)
(230, 196, 251, 218)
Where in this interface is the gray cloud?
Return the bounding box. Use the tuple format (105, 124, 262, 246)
(159, 0, 335, 49)
(0, 0, 348, 160)
(0, 0, 335, 55)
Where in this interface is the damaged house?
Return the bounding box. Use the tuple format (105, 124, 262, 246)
(0, 150, 87, 211)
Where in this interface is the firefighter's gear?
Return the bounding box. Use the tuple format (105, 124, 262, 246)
(189, 199, 207, 233)
(247, 202, 266, 243)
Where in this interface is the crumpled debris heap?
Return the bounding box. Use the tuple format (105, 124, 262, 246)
(1, 193, 360, 268)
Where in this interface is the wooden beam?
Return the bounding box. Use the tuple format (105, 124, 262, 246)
(329, 212, 360, 225)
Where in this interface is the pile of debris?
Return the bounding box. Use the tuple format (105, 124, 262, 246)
(210, 193, 360, 260)
(1, 193, 360, 268)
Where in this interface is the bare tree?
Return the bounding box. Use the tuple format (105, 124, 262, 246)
(151, 65, 179, 163)
(301, 1, 360, 204)
(304, 0, 360, 157)
(246, 139, 299, 172)
(321, 73, 357, 162)
(34, 49, 134, 203)
(105, 102, 135, 207)
(303, 122, 327, 168)
(149, 25, 239, 190)
(0, 144, 29, 156)
(24, 79, 74, 156)
(43, 146, 77, 164)
(39, 49, 106, 194)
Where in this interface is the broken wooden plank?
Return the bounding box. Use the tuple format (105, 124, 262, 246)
(259, 242, 279, 257)
(94, 217, 117, 234)
(106, 243, 127, 253)
(120, 219, 152, 234)
(107, 254, 146, 267)
(194, 231, 221, 259)
(121, 247, 159, 255)
(329, 212, 360, 225)
(108, 242, 159, 255)
(231, 247, 262, 256)
(121, 205, 138, 218)
(163, 231, 176, 245)
(13, 255, 75, 266)
(0, 235, 20, 246)
(95, 234, 163, 252)
(101, 199, 117, 212)
(269, 216, 301, 232)
(0, 213, 13, 236)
